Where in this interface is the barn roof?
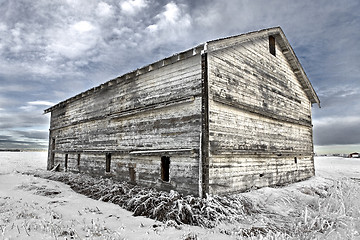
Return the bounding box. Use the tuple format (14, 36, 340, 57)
(44, 26, 320, 114)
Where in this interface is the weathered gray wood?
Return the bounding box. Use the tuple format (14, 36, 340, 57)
(49, 54, 203, 196)
(206, 35, 315, 195)
(46, 27, 318, 196)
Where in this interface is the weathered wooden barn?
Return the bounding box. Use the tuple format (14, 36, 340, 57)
(45, 27, 320, 197)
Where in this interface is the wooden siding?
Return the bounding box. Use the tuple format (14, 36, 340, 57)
(48, 54, 203, 196)
(207, 36, 315, 195)
(208, 154, 314, 194)
(46, 28, 318, 196)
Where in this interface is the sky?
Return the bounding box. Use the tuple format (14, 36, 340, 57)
(0, 0, 359, 154)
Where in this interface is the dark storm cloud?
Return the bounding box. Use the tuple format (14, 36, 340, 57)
(13, 130, 48, 140)
(314, 118, 360, 146)
(0, 110, 49, 129)
(0, 0, 359, 151)
(0, 135, 47, 149)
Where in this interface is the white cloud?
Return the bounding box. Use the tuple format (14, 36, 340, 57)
(72, 21, 95, 33)
(146, 2, 191, 41)
(46, 20, 100, 59)
(0, 23, 7, 31)
(313, 116, 360, 127)
(28, 101, 54, 106)
(96, 2, 114, 18)
(19, 105, 37, 112)
(120, 0, 147, 15)
(162, 2, 180, 24)
(9, 23, 25, 53)
(318, 85, 359, 98)
(146, 24, 158, 32)
(18, 101, 54, 113)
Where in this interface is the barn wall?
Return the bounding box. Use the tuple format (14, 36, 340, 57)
(207, 36, 315, 194)
(48, 54, 203, 196)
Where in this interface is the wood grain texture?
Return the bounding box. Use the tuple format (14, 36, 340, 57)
(48, 55, 203, 196)
(207, 36, 315, 195)
(47, 31, 317, 196)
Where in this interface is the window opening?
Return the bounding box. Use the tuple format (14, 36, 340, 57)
(65, 154, 68, 171)
(269, 35, 276, 56)
(294, 157, 298, 164)
(129, 167, 136, 182)
(106, 153, 111, 172)
(161, 156, 170, 182)
(77, 154, 80, 166)
(51, 138, 56, 150)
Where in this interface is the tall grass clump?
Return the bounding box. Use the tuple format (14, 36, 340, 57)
(29, 170, 360, 239)
(290, 178, 360, 239)
(244, 178, 360, 239)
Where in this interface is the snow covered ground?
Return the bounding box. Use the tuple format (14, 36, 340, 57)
(1, 153, 360, 239)
(315, 156, 360, 179)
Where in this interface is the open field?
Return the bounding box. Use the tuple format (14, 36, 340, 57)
(1, 152, 360, 239)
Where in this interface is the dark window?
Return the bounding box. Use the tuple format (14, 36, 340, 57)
(77, 154, 81, 166)
(161, 156, 170, 182)
(129, 167, 136, 182)
(269, 36, 276, 56)
(106, 153, 111, 172)
(51, 138, 56, 150)
(294, 157, 298, 164)
(65, 154, 68, 170)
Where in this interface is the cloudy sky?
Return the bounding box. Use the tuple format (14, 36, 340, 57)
(0, 0, 359, 153)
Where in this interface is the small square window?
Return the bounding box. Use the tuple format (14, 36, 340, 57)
(129, 167, 136, 182)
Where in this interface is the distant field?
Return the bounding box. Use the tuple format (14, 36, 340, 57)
(315, 156, 360, 179)
(0, 151, 47, 174)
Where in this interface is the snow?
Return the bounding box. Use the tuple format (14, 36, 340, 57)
(1, 153, 360, 239)
(315, 156, 360, 179)
(0, 152, 221, 239)
(0, 152, 47, 174)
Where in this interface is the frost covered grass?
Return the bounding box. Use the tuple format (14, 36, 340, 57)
(244, 178, 360, 239)
(30, 171, 257, 229)
(2, 154, 360, 239)
(0, 188, 125, 240)
(29, 168, 360, 239)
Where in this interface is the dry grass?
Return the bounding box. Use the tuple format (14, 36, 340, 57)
(28, 170, 360, 239)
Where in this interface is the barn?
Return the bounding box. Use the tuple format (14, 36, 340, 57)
(44, 27, 320, 197)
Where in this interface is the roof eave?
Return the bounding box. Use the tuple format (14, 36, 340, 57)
(272, 28, 320, 107)
(43, 44, 205, 114)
